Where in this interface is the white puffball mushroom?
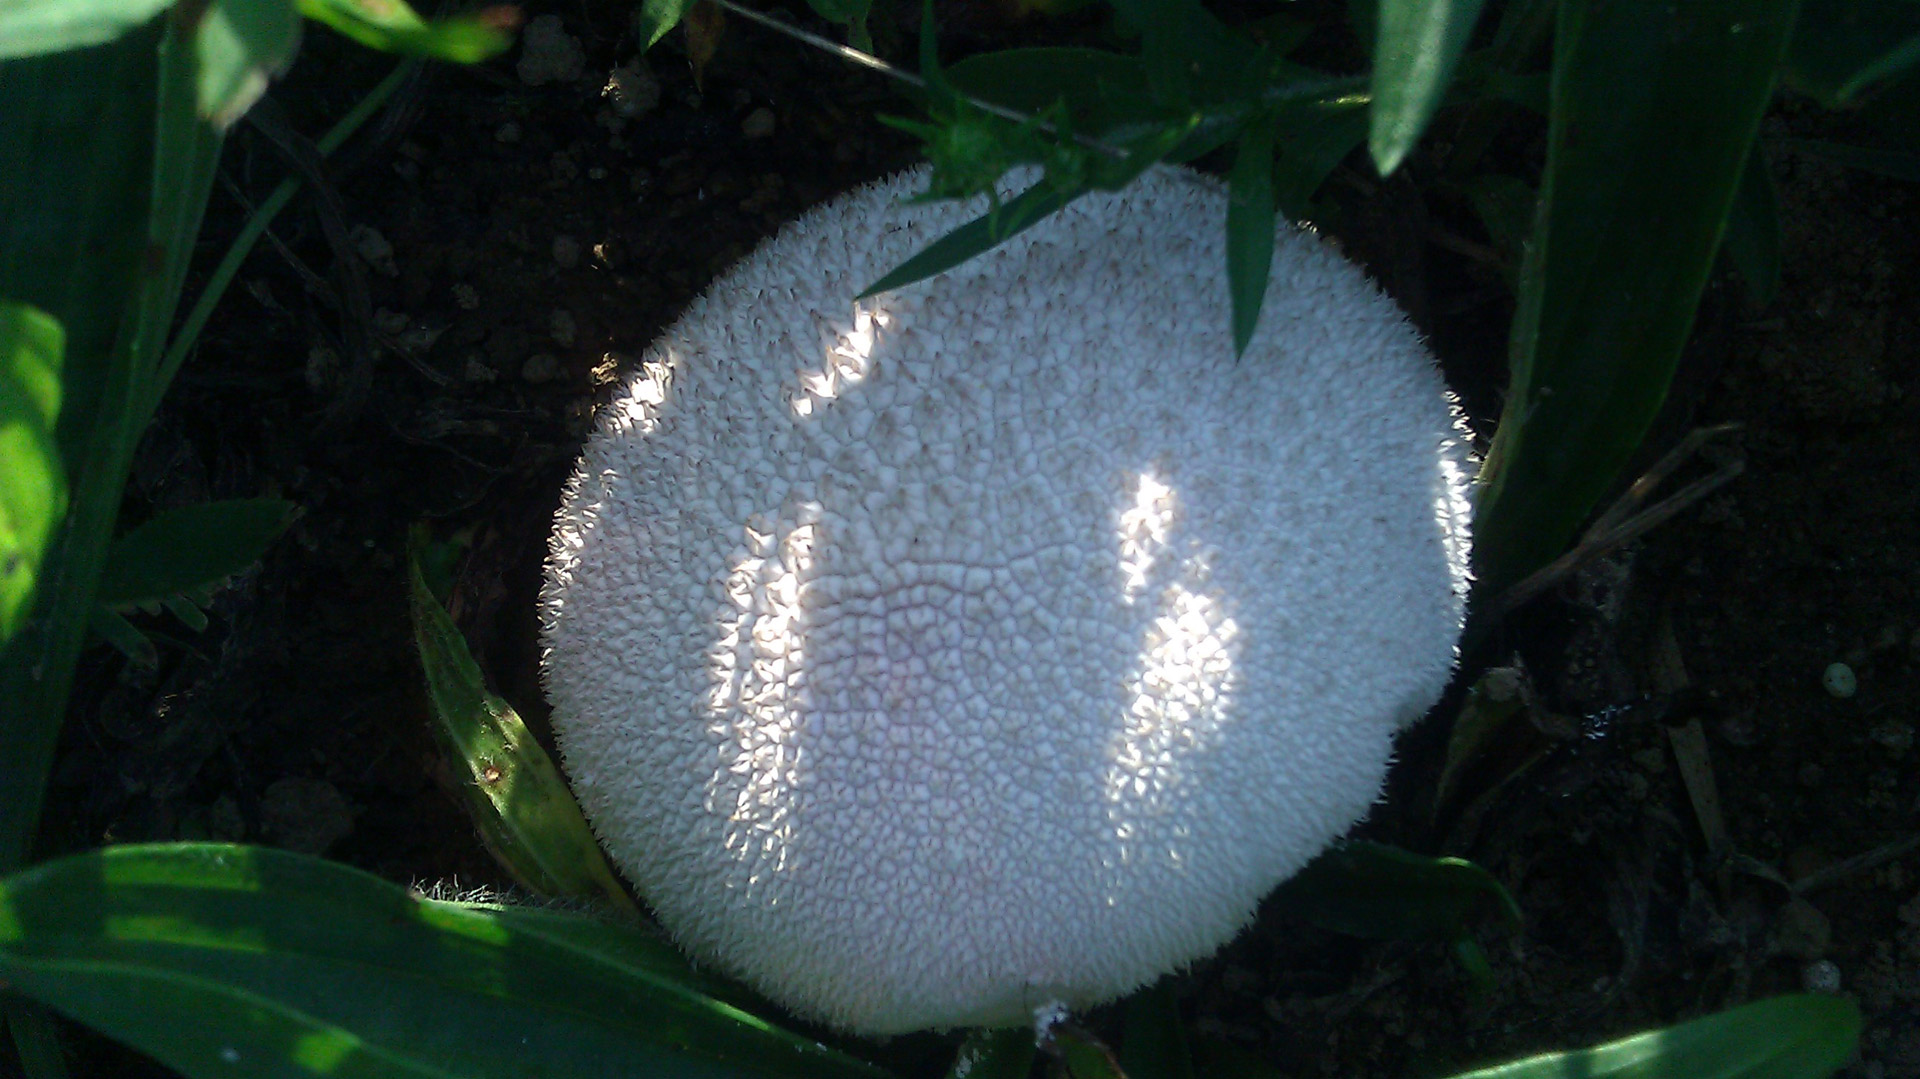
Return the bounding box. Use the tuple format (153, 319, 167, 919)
(1822, 661, 1857, 699)
(540, 166, 1474, 1035)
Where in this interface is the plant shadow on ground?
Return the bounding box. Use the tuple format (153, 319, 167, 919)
(39, 4, 1920, 1077)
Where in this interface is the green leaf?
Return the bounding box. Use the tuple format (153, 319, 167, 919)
(95, 498, 295, 609)
(1369, 0, 1488, 175)
(949, 1028, 1037, 1079)
(945, 47, 1161, 136)
(296, 0, 512, 62)
(1119, 979, 1193, 1079)
(0, 304, 66, 645)
(1471, 0, 1798, 602)
(0, 0, 174, 58)
(1051, 1026, 1125, 1079)
(0, 20, 168, 874)
(0, 842, 891, 1079)
(1271, 841, 1522, 942)
(1723, 143, 1780, 307)
(194, 0, 301, 127)
(860, 180, 1088, 298)
(633, 0, 696, 51)
(88, 604, 157, 668)
(1785, 0, 1920, 106)
(1226, 114, 1278, 355)
(1269, 91, 1371, 218)
(1442, 995, 1859, 1079)
(407, 534, 636, 909)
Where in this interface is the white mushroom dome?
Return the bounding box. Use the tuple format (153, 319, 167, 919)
(540, 165, 1474, 1035)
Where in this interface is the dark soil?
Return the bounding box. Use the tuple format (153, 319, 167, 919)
(35, 4, 1920, 1078)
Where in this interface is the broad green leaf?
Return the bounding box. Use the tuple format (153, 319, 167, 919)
(1226, 114, 1278, 355)
(1443, 995, 1859, 1079)
(1119, 979, 1193, 1079)
(407, 537, 636, 910)
(949, 1028, 1037, 1079)
(1785, 0, 1920, 106)
(1107, 0, 1268, 108)
(194, 0, 300, 127)
(0, 21, 165, 875)
(945, 47, 1160, 136)
(1369, 0, 1488, 175)
(1272, 841, 1522, 942)
(1724, 143, 1780, 306)
(0, 842, 890, 1079)
(0, 0, 173, 58)
(0, 304, 66, 644)
(633, 0, 696, 51)
(1472, 0, 1798, 602)
(94, 498, 295, 609)
(296, 0, 512, 62)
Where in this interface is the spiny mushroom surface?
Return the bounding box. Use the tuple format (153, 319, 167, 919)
(541, 165, 1474, 1035)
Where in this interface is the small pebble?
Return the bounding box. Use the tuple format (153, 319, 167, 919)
(522, 353, 561, 384)
(602, 62, 661, 118)
(741, 107, 777, 140)
(1800, 958, 1842, 994)
(494, 121, 522, 144)
(552, 234, 582, 269)
(1869, 721, 1913, 754)
(550, 309, 577, 346)
(349, 225, 398, 277)
(1822, 661, 1856, 699)
(516, 15, 585, 86)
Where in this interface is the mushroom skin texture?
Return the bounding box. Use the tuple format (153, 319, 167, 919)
(541, 165, 1473, 1035)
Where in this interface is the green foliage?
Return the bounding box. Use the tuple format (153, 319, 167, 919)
(0, 304, 64, 644)
(407, 533, 637, 910)
(948, 1029, 1038, 1079)
(0, 0, 174, 59)
(1370, 0, 1488, 175)
(1785, 0, 1920, 105)
(1273, 841, 1520, 992)
(1443, 995, 1860, 1079)
(1472, 0, 1797, 600)
(0, 842, 889, 1079)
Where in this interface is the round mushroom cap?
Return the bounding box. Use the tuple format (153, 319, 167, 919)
(541, 165, 1473, 1035)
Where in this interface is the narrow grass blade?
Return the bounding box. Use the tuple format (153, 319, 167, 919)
(0, 304, 65, 644)
(94, 498, 295, 608)
(297, 0, 513, 62)
(1471, 0, 1798, 601)
(0, 0, 173, 58)
(1442, 995, 1859, 1079)
(1369, 0, 1487, 176)
(1226, 114, 1277, 355)
(0, 842, 891, 1079)
(407, 538, 636, 910)
(861, 180, 1086, 297)
(1785, 0, 1920, 106)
